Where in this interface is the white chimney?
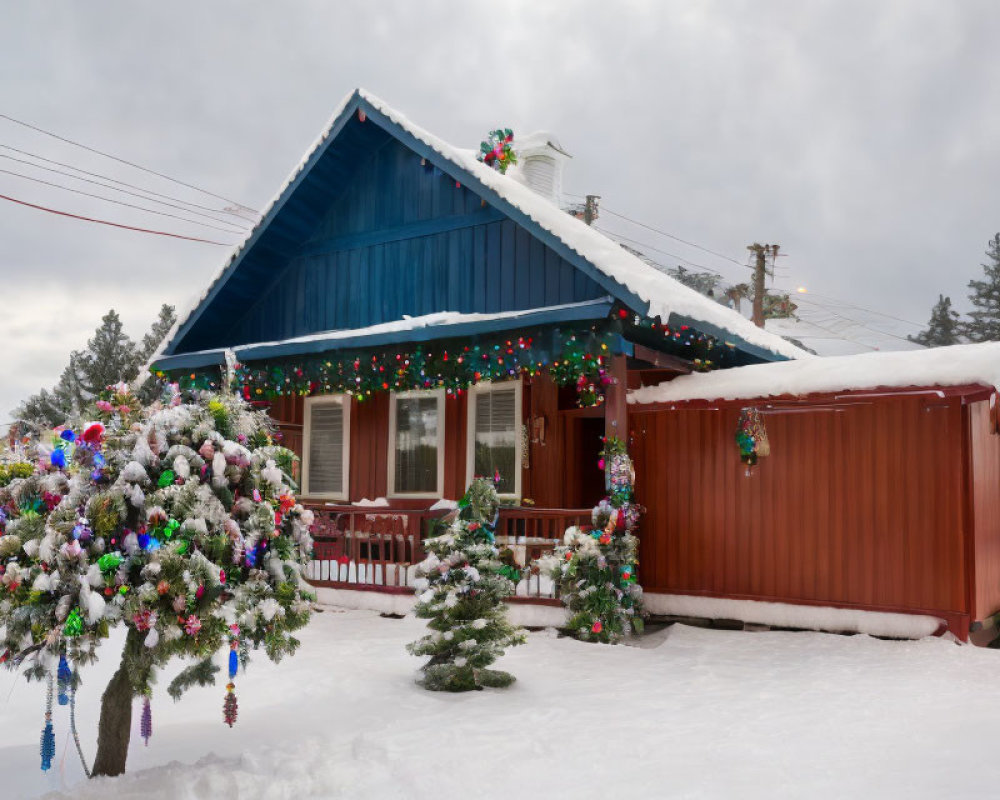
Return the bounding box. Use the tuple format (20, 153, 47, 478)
(512, 131, 571, 207)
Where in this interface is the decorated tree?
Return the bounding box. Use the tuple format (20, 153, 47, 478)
(548, 437, 644, 643)
(407, 478, 525, 691)
(0, 383, 314, 777)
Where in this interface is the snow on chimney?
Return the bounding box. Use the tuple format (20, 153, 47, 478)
(511, 132, 571, 207)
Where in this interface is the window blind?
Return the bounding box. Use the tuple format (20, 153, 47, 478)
(473, 386, 517, 494)
(307, 402, 344, 496)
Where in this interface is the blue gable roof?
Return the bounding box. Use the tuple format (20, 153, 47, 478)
(161, 90, 803, 365)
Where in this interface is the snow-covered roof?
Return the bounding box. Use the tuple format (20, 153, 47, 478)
(159, 89, 808, 364)
(154, 300, 613, 370)
(628, 341, 1000, 406)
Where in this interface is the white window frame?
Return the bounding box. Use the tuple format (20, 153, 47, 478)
(466, 379, 523, 500)
(302, 394, 351, 501)
(387, 388, 446, 499)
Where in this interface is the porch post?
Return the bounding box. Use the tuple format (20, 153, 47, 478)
(605, 353, 628, 444)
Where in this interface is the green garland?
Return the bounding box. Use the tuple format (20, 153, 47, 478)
(158, 311, 728, 407)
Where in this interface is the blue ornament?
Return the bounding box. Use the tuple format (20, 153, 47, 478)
(93, 453, 106, 468)
(60, 429, 75, 442)
(137, 533, 151, 550)
(57, 655, 72, 706)
(229, 648, 239, 679)
(40, 720, 55, 771)
(50, 448, 67, 469)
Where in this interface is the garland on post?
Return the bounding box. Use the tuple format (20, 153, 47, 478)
(547, 437, 644, 643)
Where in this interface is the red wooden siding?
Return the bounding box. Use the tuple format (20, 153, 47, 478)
(970, 399, 1000, 620)
(443, 393, 469, 501)
(629, 396, 969, 621)
(523, 373, 565, 507)
(349, 393, 390, 501)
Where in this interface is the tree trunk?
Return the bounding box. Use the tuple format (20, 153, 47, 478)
(91, 630, 142, 778)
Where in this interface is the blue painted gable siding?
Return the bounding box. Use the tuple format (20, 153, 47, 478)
(192, 134, 605, 350)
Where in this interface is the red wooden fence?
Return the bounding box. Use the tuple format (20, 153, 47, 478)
(305, 504, 589, 596)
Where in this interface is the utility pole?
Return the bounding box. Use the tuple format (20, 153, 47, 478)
(583, 194, 600, 226)
(747, 243, 779, 327)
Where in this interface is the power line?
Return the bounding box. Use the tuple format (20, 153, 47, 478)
(793, 296, 917, 344)
(599, 206, 748, 267)
(784, 289, 924, 328)
(0, 142, 257, 223)
(594, 226, 734, 278)
(0, 167, 249, 235)
(0, 113, 260, 216)
(0, 192, 236, 245)
(0, 152, 250, 232)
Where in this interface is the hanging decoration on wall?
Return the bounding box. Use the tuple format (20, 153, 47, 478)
(478, 128, 517, 174)
(735, 407, 770, 474)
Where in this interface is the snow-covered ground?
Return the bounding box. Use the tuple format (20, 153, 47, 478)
(2, 607, 999, 799)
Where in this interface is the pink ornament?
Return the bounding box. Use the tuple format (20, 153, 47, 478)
(132, 609, 157, 631)
(172, 595, 187, 613)
(184, 615, 202, 636)
(199, 441, 215, 461)
(592, 620, 603, 634)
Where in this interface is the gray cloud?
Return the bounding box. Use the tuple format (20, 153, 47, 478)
(2, 0, 999, 424)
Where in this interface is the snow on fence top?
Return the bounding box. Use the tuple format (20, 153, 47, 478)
(628, 341, 1000, 406)
(158, 88, 807, 365)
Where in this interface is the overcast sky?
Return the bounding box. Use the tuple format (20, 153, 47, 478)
(2, 0, 999, 426)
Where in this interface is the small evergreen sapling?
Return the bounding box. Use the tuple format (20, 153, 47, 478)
(407, 478, 525, 691)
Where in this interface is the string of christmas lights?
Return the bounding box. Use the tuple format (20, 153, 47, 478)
(159, 310, 731, 406)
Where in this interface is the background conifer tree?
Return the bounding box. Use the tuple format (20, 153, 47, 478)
(16, 305, 175, 427)
(908, 295, 961, 347)
(964, 234, 1000, 342)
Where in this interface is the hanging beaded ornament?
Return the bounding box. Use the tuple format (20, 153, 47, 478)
(223, 635, 239, 727)
(40, 670, 55, 771)
(57, 653, 72, 706)
(140, 696, 152, 746)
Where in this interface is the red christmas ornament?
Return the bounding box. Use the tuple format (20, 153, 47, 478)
(592, 620, 603, 634)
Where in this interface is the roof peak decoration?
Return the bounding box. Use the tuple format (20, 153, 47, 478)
(478, 128, 517, 174)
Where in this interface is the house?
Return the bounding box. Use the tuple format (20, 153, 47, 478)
(154, 89, 1000, 641)
(153, 91, 797, 505)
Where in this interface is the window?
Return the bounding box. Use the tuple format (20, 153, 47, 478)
(302, 395, 350, 500)
(388, 389, 445, 497)
(467, 380, 522, 498)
